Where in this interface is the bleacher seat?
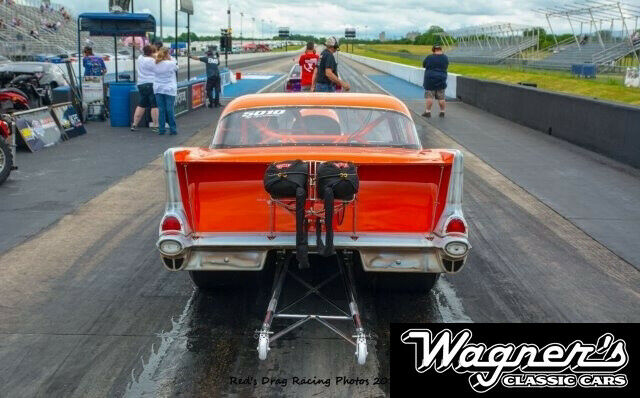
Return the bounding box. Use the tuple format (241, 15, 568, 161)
(0, 0, 116, 58)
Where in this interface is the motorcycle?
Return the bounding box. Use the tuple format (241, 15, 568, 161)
(0, 71, 46, 108)
(0, 88, 29, 184)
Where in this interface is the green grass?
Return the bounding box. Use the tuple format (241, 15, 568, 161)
(349, 45, 640, 106)
(355, 44, 441, 55)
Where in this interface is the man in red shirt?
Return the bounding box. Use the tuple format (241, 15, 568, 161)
(298, 42, 319, 91)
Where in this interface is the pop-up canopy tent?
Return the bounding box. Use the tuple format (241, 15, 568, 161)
(77, 13, 156, 93)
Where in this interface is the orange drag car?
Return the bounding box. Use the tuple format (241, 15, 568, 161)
(157, 93, 470, 293)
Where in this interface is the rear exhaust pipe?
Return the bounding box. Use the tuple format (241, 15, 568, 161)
(442, 258, 465, 274)
(162, 256, 185, 271)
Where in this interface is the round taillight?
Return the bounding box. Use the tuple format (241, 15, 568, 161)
(446, 218, 466, 234)
(161, 216, 182, 232)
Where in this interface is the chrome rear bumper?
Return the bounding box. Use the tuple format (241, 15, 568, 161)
(157, 233, 470, 274)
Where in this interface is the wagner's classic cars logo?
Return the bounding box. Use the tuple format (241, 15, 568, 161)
(400, 329, 629, 393)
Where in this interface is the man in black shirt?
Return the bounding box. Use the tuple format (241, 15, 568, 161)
(190, 50, 221, 107)
(422, 44, 449, 117)
(311, 37, 350, 92)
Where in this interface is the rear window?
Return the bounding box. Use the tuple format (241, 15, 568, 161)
(211, 106, 420, 149)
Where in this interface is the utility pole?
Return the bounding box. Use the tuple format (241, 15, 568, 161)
(226, 1, 231, 66)
(131, 0, 136, 82)
(174, 0, 178, 62)
(187, 13, 190, 79)
(160, 0, 163, 41)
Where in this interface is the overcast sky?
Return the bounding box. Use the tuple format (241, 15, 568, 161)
(63, 0, 632, 38)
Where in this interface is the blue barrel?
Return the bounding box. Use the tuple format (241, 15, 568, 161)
(109, 82, 137, 127)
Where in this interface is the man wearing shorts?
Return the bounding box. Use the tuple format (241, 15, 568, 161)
(131, 45, 159, 131)
(422, 44, 449, 118)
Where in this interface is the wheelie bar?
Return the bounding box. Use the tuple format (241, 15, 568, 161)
(256, 250, 369, 365)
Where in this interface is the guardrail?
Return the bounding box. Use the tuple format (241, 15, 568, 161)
(66, 47, 304, 79)
(339, 52, 458, 99)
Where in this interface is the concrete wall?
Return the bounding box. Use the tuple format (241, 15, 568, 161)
(339, 52, 458, 99)
(457, 76, 640, 168)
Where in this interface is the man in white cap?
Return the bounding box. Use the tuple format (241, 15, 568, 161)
(312, 36, 350, 92)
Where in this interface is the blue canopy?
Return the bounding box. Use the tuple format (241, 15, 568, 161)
(78, 13, 155, 36)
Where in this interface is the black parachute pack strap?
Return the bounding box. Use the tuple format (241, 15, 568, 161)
(315, 187, 334, 256)
(315, 161, 359, 257)
(295, 186, 309, 268)
(263, 160, 310, 268)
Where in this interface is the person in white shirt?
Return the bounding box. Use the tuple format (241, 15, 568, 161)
(153, 47, 179, 135)
(131, 45, 159, 131)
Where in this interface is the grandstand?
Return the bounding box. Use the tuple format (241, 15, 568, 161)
(0, 0, 117, 59)
(429, 1, 639, 72)
(436, 23, 540, 64)
(530, 1, 640, 71)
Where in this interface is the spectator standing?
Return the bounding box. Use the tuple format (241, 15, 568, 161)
(312, 37, 350, 92)
(153, 48, 179, 135)
(190, 50, 221, 107)
(422, 44, 449, 118)
(298, 42, 319, 91)
(82, 46, 107, 77)
(131, 45, 159, 131)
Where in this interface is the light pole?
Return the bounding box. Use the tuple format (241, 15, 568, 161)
(131, 0, 136, 82)
(159, 0, 163, 41)
(261, 19, 264, 44)
(226, 1, 231, 65)
(240, 12, 244, 47)
(252, 17, 256, 44)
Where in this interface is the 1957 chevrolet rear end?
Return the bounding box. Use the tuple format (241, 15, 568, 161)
(157, 93, 470, 293)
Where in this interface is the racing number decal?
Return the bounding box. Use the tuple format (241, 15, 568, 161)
(241, 109, 286, 119)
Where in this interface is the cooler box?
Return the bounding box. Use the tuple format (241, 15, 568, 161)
(582, 64, 596, 78)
